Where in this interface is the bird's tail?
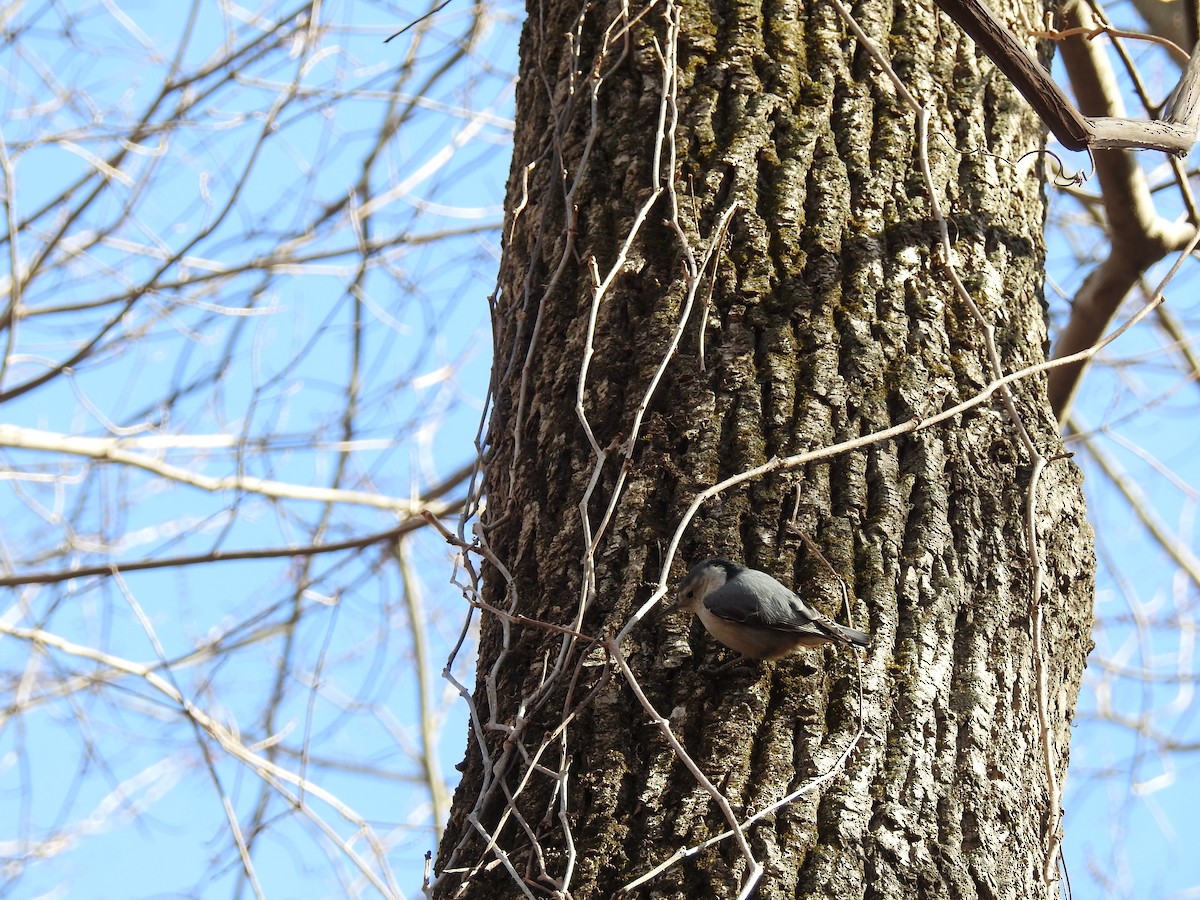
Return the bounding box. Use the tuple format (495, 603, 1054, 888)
(834, 623, 870, 647)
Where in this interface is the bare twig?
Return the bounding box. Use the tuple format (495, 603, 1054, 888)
(934, 0, 1200, 153)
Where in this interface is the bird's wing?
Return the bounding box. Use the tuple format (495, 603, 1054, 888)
(703, 571, 826, 635)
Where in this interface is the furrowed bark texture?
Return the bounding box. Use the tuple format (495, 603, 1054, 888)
(433, 0, 1095, 895)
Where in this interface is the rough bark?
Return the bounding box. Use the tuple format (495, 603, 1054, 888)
(433, 0, 1095, 895)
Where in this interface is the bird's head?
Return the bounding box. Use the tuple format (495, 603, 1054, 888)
(674, 557, 741, 612)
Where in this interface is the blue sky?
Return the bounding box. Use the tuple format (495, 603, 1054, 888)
(0, 2, 513, 896)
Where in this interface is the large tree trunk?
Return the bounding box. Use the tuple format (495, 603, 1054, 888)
(433, 0, 1095, 895)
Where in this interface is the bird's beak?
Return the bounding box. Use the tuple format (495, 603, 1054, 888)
(654, 595, 682, 621)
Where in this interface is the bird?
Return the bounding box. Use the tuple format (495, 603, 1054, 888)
(674, 557, 870, 660)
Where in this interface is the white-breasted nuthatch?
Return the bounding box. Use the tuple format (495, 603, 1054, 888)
(674, 557, 870, 659)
